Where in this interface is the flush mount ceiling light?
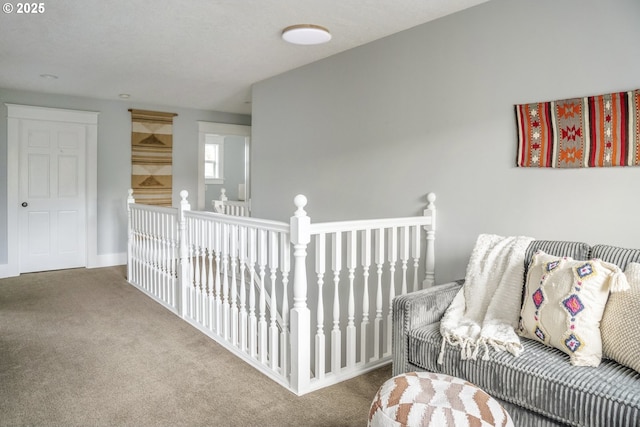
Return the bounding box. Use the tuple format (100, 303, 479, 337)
(39, 73, 58, 79)
(119, 93, 131, 99)
(282, 24, 331, 45)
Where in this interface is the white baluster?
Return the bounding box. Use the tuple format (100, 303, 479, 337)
(400, 226, 409, 296)
(346, 230, 357, 368)
(200, 220, 208, 323)
(222, 223, 231, 339)
(141, 209, 148, 291)
(230, 224, 239, 346)
(239, 226, 248, 352)
(193, 218, 201, 322)
(187, 217, 196, 317)
(360, 229, 371, 365)
(279, 232, 290, 379)
(161, 213, 167, 301)
(157, 212, 162, 299)
(147, 210, 153, 294)
(207, 221, 214, 330)
(386, 227, 398, 357)
(258, 229, 268, 364)
(315, 233, 326, 380)
(331, 232, 342, 374)
(214, 221, 222, 334)
(412, 225, 421, 293)
(149, 210, 155, 294)
(170, 211, 178, 309)
(248, 227, 258, 358)
(372, 228, 384, 362)
(268, 230, 279, 370)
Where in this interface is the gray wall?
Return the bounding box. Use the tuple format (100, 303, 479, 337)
(0, 88, 250, 264)
(251, 0, 640, 284)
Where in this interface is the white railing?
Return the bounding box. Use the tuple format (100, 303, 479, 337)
(212, 188, 251, 217)
(127, 189, 436, 395)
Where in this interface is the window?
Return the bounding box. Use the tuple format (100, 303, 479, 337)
(204, 134, 224, 184)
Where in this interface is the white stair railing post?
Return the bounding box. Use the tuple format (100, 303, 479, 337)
(422, 192, 437, 289)
(126, 189, 135, 283)
(178, 190, 191, 317)
(290, 195, 311, 395)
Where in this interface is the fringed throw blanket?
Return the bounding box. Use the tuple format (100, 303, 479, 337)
(438, 234, 534, 364)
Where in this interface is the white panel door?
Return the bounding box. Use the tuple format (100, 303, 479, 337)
(19, 120, 87, 273)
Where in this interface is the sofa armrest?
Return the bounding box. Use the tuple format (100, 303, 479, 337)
(392, 280, 463, 376)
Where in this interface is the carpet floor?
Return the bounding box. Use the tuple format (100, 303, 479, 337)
(0, 266, 391, 426)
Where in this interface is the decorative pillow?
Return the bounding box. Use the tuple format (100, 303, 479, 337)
(518, 251, 628, 367)
(601, 262, 640, 373)
(521, 240, 591, 303)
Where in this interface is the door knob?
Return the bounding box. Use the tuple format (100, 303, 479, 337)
(21, 202, 28, 207)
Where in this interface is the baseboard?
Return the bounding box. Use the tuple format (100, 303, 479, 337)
(0, 263, 19, 279)
(89, 252, 127, 268)
(0, 253, 126, 278)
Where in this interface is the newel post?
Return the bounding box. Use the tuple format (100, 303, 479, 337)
(213, 188, 227, 214)
(290, 194, 311, 395)
(423, 192, 436, 289)
(126, 189, 135, 282)
(178, 190, 191, 317)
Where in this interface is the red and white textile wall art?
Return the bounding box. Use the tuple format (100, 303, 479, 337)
(515, 89, 640, 168)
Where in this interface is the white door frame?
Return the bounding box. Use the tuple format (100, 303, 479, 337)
(4, 104, 99, 277)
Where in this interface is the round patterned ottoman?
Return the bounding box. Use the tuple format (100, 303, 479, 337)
(368, 372, 513, 427)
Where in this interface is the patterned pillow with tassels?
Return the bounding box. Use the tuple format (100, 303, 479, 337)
(518, 251, 629, 367)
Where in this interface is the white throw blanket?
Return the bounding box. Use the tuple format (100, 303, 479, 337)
(438, 234, 534, 364)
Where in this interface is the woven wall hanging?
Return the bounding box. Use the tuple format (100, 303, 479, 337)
(515, 89, 640, 168)
(129, 109, 177, 205)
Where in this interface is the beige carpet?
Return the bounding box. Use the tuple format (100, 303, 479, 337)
(0, 266, 391, 427)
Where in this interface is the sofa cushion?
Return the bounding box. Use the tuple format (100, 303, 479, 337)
(601, 262, 640, 372)
(408, 323, 640, 426)
(519, 251, 623, 366)
(591, 244, 640, 271)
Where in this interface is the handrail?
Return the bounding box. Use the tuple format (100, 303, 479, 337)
(126, 189, 436, 396)
(310, 215, 432, 235)
(188, 210, 289, 233)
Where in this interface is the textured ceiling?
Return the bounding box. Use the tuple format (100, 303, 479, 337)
(0, 0, 490, 115)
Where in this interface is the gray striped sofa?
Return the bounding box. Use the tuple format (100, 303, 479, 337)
(392, 241, 640, 427)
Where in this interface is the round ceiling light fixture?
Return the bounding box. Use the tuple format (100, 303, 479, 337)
(282, 24, 331, 45)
